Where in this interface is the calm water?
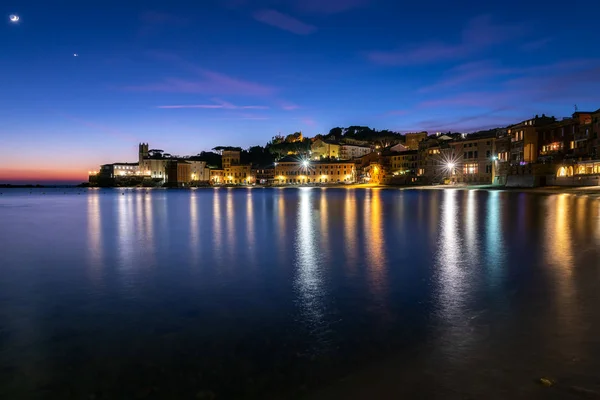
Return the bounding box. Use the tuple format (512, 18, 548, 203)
(1, 188, 600, 399)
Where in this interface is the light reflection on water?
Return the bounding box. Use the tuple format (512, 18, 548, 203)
(1, 188, 600, 399)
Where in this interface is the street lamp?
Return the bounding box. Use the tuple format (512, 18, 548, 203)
(302, 160, 309, 168)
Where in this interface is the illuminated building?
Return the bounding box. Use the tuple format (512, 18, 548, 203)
(448, 132, 496, 184)
(507, 115, 555, 164)
(311, 139, 372, 160)
(274, 156, 355, 184)
(311, 139, 340, 159)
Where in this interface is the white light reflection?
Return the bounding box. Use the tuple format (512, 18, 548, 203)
(319, 189, 329, 260)
(246, 190, 256, 264)
(142, 192, 155, 263)
(116, 193, 135, 289)
(464, 191, 478, 257)
(485, 191, 504, 285)
(190, 191, 199, 264)
(86, 191, 102, 284)
(226, 189, 235, 251)
(434, 189, 472, 355)
(212, 189, 223, 258)
(295, 189, 329, 354)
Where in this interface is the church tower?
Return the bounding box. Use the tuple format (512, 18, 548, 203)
(139, 143, 149, 165)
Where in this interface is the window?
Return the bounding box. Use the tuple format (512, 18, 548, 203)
(463, 163, 478, 174)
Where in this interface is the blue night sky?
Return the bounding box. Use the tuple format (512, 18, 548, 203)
(1, 0, 599, 183)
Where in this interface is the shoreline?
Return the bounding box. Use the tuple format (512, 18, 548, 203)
(4, 184, 600, 197)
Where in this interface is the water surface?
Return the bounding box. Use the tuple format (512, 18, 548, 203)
(1, 188, 599, 399)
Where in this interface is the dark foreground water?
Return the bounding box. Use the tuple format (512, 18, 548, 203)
(1, 188, 600, 399)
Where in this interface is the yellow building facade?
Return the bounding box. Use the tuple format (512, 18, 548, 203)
(274, 160, 355, 184)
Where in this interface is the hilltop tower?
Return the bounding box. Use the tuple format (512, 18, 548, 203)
(139, 143, 149, 165)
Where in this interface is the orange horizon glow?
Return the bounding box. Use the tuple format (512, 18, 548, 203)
(0, 168, 88, 183)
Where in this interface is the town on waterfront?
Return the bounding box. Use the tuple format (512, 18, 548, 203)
(87, 106, 600, 189)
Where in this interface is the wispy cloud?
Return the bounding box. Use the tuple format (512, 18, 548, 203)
(367, 15, 525, 66)
(157, 99, 269, 110)
(224, 0, 369, 14)
(520, 37, 552, 51)
(253, 9, 317, 35)
(293, 0, 369, 14)
(278, 101, 300, 110)
(418, 60, 514, 93)
(124, 53, 277, 96)
(386, 109, 408, 116)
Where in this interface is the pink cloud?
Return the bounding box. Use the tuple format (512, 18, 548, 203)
(367, 15, 525, 65)
(279, 101, 300, 110)
(253, 9, 317, 35)
(301, 117, 317, 126)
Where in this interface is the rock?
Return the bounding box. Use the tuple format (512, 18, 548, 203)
(539, 377, 554, 387)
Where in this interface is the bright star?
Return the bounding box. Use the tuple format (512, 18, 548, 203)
(73, 53, 79, 57)
(9, 14, 19, 23)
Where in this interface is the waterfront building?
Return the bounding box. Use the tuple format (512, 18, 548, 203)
(138, 143, 168, 181)
(417, 135, 453, 183)
(508, 115, 555, 164)
(166, 160, 192, 187)
(448, 132, 496, 184)
(186, 159, 210, 182)
(274, 157, 355, 184)
(210, 169, 225, 184)
(252, 166, 275, 184)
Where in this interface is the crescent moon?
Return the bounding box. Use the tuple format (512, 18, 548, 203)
(9, 15, 20, 22)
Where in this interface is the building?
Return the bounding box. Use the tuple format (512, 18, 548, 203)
(593, 109, 600, 159)
(449, 132, 496, 184)
(508, 115, 555, 164)
(93, 163, 141, 186)
(224, 165, 253, 184)
(210, 169, 225, 184)
(339, 144, 372, 160)
(166, 160, 192, 187)
(252, 166, 275, 184)
(138, 143, 168, 181)
(311, 139, 340, 160)
(388, 150, 418, 175)
(417, 136, 453, 183)
(222, 150, 241, 169)
(186, 159, 210, 182)
(404, 132, 428, 150)
(274, 157, 355, 184)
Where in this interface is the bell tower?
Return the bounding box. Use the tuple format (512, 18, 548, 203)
(139, 143, 149, 165)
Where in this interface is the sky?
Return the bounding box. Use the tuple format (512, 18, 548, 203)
(1, 0, 599, 183)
